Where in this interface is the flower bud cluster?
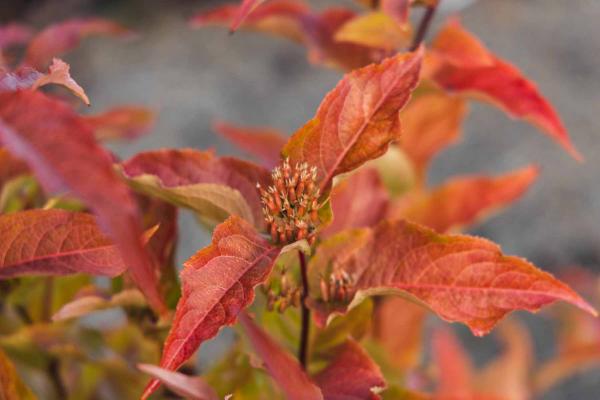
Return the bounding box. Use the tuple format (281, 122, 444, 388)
(258, 158, 320, 245)
(319, 268, 355, 303)
(263, 269, 301, 313)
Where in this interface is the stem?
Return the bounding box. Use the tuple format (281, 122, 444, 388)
(297, 250, 310, 370)
(409, 4, 438, 51)
(47, 357, 67, 399)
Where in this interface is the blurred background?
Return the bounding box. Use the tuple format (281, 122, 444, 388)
(2, 0, 599, 398)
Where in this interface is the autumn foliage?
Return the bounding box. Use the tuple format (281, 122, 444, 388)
(0, 1, 598, 399)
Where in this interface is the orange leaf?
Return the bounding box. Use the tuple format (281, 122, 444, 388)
(432, 327, 473, 398)
(0, 209, 128, 279)
(390, 166, 539, 232)
(398, 91, 467, 179)
(429, 19, 580, 160)
(143, 216, 281, 398)
(476, 320, 533, 400)
(334, 11, 411, 51)
(24, 18, 133, 70)
(313, 339, 386, 400)
(0, 90, 165, 314)
(283, 49, 423, 194)
(321, 168, 389, 238)
(84, 106, 155, 141)
(374, 297, 427, 371)
(213, 120, 286, 168)
(309, 219, 596, 335)
(381, 0, 412, 24)
(239, 313, 323, 400)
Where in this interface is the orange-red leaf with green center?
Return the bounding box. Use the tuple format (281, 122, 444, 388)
(313, 339, 386, 400)
(24, 18, 133, 70)
(428, 19, 580, 160)
(398, 91, 467, 180)
(321, 168, 389, 238)
(142, 216, 281, 398)
(390, 165, 539, 233)
(84, 106, 155, 141)
(239, 313, 323, 400)
(309, 219, 596, 335)
(0, 90, 165, 313)
(282, 49, 423, 194)
(212, 120, 287, 168)
(0, 209, 128, 279)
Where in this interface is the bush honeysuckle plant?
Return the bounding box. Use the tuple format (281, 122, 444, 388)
(0, 1, 598, 399)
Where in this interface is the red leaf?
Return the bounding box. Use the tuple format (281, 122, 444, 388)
(190, 0, 308, 43)
(309, 219, 596, 335)
(84, 106, 155, 141)
(390, 166, 539, 232)
(0, 91, 165, 313)
(24, 18, 133, 70)
(122, 149, 271, 227)
(0, 23, 33, 51)
(321, 168, 389, 238)
(313, 339, 386, 400)
(432, 327, 473, 398)
(230, 0, 267, 32)
(0, 209, 127, 279)
(239, 313, 323, 400)
(143, 216, 281, 398)
(398, 91, 467, 179)
(0, 147, 28, 188)
(428, 19, 580, 160)
(283, 49, 423, 194)
(213, 120, 286, 168)
(138, 364, 218, 400)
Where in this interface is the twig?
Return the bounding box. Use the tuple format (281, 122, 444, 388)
(409, 4, 438, 51)
(47, 357, 67, 399)
(297, 250, 310, 369)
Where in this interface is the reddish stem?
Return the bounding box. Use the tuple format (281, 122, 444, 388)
(410, 4, 438, 51)
(298, 250, 310, 369)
